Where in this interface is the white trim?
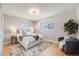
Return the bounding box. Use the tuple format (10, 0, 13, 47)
(46, 39, 58, 44)
(3, 41, 10, 45)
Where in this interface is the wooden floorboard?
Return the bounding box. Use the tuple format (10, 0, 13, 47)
(41, 43, 66, 56)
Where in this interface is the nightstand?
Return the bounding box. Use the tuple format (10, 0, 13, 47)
(11, 36, 17, 43)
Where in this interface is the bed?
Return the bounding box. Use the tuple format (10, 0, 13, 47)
(17, 33, 43, 50)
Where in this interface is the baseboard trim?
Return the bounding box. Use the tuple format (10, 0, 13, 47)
(3, 41, 10, 45)
(46, 39, 58, 44)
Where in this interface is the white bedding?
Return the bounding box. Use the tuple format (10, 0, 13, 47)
(17, 33, 44, 49)
(17, 36, 35, 49)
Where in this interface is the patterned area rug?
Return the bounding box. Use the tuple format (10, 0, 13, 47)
(9, 41, 52, 56)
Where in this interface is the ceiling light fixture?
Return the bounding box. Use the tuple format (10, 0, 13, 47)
(29, 8, 40, 15)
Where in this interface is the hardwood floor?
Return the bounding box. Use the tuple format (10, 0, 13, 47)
(3, 42, 66, 56)
(3, 42, 17, 56)
(40, 43, 66, 56)
(3, 43, 10, 56)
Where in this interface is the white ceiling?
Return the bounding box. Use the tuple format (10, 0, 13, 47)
(2, 3, 78, 21)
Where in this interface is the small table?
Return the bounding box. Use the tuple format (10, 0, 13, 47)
(11, 36, 17, 43)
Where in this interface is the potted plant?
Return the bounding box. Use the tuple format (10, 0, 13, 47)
(64, 19, 78, 36)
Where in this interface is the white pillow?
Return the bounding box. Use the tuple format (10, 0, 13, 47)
(59, 36, 70, 49)
(59, 39, 65, 49)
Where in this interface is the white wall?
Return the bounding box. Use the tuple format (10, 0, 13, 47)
(4, 15, 33, 42)
(35, 11, 77, 43)
(0, 4, 3, 55)
(76, 5, 79, 22)
(77, 5, 79, 20)
(76, 5, 79, 39)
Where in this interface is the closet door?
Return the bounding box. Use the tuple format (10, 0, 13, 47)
(0, 5, 2, 56)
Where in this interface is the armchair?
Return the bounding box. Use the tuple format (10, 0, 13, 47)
(58, 37, 79, 55)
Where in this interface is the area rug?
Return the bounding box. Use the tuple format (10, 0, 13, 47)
(9, 41, 52, 56)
